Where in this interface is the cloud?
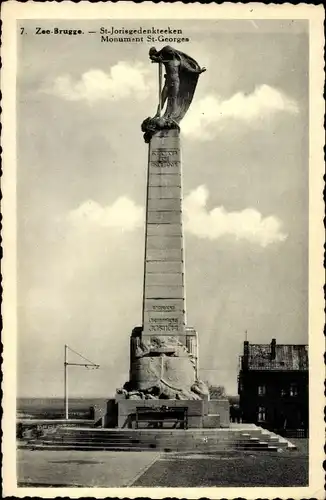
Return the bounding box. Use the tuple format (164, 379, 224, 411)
(182, 85, 299, 139)
(45, 62, 151, 102)
(69, 189, 287, 247)
(68, 197, 144, 231)
(183, 185, 287, 247)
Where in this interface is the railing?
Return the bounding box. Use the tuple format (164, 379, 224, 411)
(239, 354, 308, 372)
(246, 360, 307, 371)
(274, 428, 308, 438)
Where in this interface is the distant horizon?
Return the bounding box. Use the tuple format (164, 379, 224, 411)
(17, 393, 241, 400)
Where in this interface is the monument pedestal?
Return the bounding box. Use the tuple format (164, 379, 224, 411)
(117, 399, 204, 429)
(114, 397, 230, 429)
(115, 120, 227, 429)
(119, 129, 208, 403)
(95, 48, 230, 435)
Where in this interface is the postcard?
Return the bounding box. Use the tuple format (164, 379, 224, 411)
(2, 2, 324, 498)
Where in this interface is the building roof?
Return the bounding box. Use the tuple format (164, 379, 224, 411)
(246, 343, 308, 371)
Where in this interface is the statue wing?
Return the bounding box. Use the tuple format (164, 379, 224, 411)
(173, 68, 200, 122)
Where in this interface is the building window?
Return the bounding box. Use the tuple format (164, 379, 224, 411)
(258, 385, 266, 396)
(280, 388, 287, 397)
(290, 384, 298, 397)
(258, 406, 266, 422)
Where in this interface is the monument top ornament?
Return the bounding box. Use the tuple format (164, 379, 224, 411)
(141, 46, 206, 143)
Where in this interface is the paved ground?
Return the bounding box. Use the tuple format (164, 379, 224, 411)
(18, 441, 308, 488)
(18, 450, 160, 487)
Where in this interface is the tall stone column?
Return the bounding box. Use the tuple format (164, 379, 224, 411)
(127, 129, 200, 398)
(118, 45, 209, 402)
(143, 129, 186, 345)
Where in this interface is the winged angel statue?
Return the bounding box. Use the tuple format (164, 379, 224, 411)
(141, 46, 206, 142)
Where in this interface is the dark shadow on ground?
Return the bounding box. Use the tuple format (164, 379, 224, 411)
(132, 452, 309, 487)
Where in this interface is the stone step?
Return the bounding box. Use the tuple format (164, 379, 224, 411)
(19, 440, 241, 451)
(238, 432, 288, 448)
(240, 442, 269, 449)
(55, 429, 243, 438)
(50, 437, 247, 448)
(40, 437, 138, 444)
(22, 436, 283, 452)
(18, 443, 153, 452)
(54, 430, 231, 437)
(26, 439, 157, 449)
(51, 435, 134, 443)
(52, 435, 240, 444)
(22, 426, 293, 453)
(41, 432, 286, 449)
(237, 429, 266, 437)
(19, 441, 282, 453)
(260, 432, 295, 449)
(24, 434, 274, 446)
(54, 430, 240, 440)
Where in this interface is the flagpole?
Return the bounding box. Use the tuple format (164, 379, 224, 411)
(64, 344, 68, 419)
(158, 62, 162, 116)
(63, 344, 99, 421)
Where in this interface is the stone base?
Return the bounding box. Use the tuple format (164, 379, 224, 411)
(93, 398, 118, 428)
(93, 397, 230, 429)
(141, 116, 180, 143)
(117, 399, 204, 429)
(126, 329, 207, 400)
(203, 414, 220, 428)
(206, 399, 230, 428)
(93, 397, 229, 429)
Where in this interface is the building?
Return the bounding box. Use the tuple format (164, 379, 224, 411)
(238, 339, 308, 435)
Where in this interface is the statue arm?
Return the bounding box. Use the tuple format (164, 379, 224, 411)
(155, 78, 168, 116)
(151, 56, 171, 65)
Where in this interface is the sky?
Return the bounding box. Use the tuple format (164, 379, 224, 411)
(17, 19, 309, 398)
